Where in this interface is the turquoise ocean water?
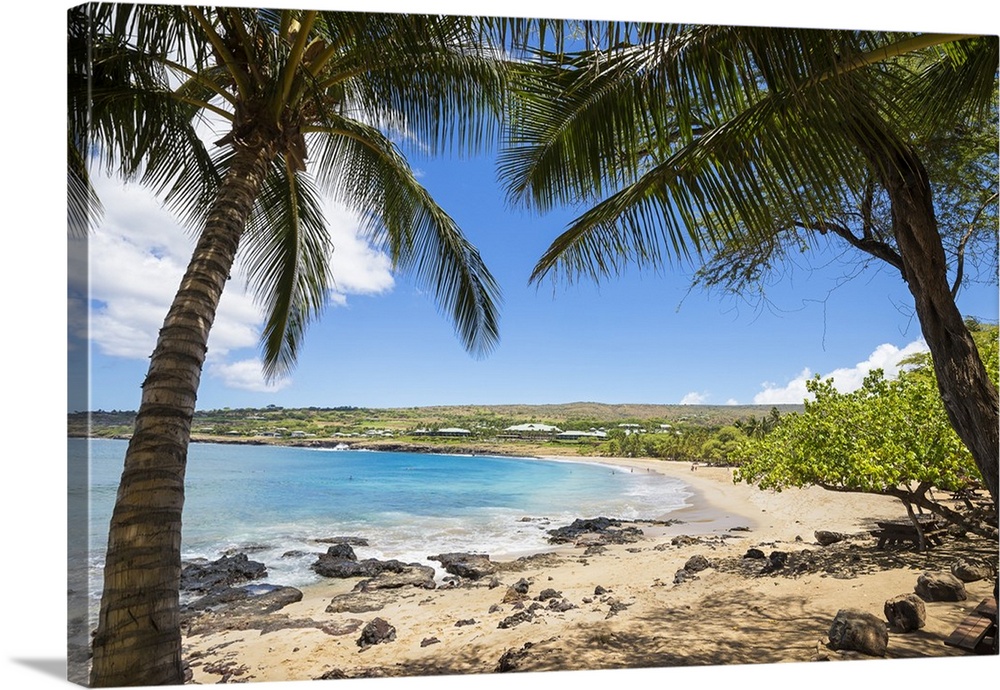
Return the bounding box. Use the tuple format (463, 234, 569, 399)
(71, 438, 693, 614)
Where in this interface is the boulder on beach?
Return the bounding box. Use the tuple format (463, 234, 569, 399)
(884, 593, 926, 632)
(915, 571, 968, 602)
(355, 564, 437, 591)
(429, 552, 498, 580)
(180, 554, 267, 593)
(312, 545, 425, 581)
(182, 584, 303, 619)
(827, 609, 888, 656)
(357, 617, 396, 649)
(684, 554, 711, 573)
(950, 557, 996, 583)
(547, 517, 644, 545)
(815, 530, 851, 546)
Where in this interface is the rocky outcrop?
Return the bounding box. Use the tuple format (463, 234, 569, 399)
(684, 554, 711, 573)
(547, 517, 644, 546)
(915, 571, 968, 602)
(815, 530, 851, 546)
(827, 609, 888, 656)
(497, 610, 534, 629)
(183, 584, 302, 617)
(313, 536, 369, 547)
(180, 554, 267, 593)
(326, 589, 407, 614)
(355, 564, 436, 592)
(884, 594, 926, 632)
(429, 552, 498, 580)
(950, 557, 996, 583)
(357, 617, 396, 649)
(495, 643, 535, 672)
(311, 545, 431, 583)
(760, 551, 788, 575)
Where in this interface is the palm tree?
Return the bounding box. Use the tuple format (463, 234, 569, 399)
(77, 6, 507, 685)
(500, 26, 999, 504)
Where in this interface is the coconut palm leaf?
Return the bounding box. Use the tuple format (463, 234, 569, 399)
(310, 116, 502, 356)
(241, 158, 331, 380)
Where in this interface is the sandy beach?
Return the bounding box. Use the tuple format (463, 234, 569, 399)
(181, 456, 997, 685)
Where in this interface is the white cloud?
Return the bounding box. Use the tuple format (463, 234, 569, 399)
(753, 339, 930, 405)
(323, 206, 396, 300)
(207, 359, 292, 393)
(724, 398, 740, 406)
(680, 391, 709, 405)
(84, 172, 396, 392)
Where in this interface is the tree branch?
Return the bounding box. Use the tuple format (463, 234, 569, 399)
(951, 190, 999, 298)
(794, 219, 905, 273)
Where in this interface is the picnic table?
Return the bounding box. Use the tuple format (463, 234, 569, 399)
(870, 518, 945, 550)
(945, 596, 997, 654)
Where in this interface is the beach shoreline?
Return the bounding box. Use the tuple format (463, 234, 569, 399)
(179, 453, 997, 685)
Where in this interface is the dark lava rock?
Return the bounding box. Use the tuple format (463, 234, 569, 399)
(950, 557, 996, 583)
(421, 637, 441, 647)
(495, 643, 535, 672)
(828, 609, 888, 656)
(183, 584, 302, 617)
(684, 554, 711, 573)
(536, 588, 562, 601)
(503, 586, 528, 604)
(354, 564, 436, 592)
(760, 551, 788, 574)
(548, 599, 577, 612)
(548, 517, 644, 545)
(606, 599, 630, 618)
(180, 554, 267, 593)
(323, 543, 358, 561)
(281, 550, 315, 559)
(743, 548, 766, 559)
(673, 569, 697, 585)
(915, 571, 968, 602)
(815, 530, 851, 546)
(512, 578, 531, 595)
(884, 594, 926, 632)
(498, 611, 534, 629)
(455, 618, 477, 627)
(312, 551, 418, 579)
(314, 536, 369, 546)
(429, 552, 498, 580)
(357, 617, 396, 649)
(594, 585, 609, 595)
(326, 590, 402, 614)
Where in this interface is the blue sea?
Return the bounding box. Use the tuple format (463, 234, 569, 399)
(71, 438, 692, 615)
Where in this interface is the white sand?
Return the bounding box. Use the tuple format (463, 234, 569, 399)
(182, 457, 997, 687)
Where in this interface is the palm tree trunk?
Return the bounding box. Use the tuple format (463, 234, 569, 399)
(90, 142, 274, 687)
(877, 142, 1000, 508)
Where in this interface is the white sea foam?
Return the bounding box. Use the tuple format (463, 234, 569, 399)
(81, 439, 697, 625)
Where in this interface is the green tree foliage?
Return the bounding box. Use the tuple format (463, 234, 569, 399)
(699, 425, 744, 464)
(733, 326, 998, 536)
(500, 25, 999, 503)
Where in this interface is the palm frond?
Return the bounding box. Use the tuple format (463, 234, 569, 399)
(313, 12, 511, 158)
(241, 160, 331, 381)
(311, 119, 502, 356)
(515, 26, 988, 286)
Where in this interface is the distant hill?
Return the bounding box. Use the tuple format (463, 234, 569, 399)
(69, 401, 804, 437)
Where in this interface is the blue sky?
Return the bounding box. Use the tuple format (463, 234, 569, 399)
(65, 2, 999, 413)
